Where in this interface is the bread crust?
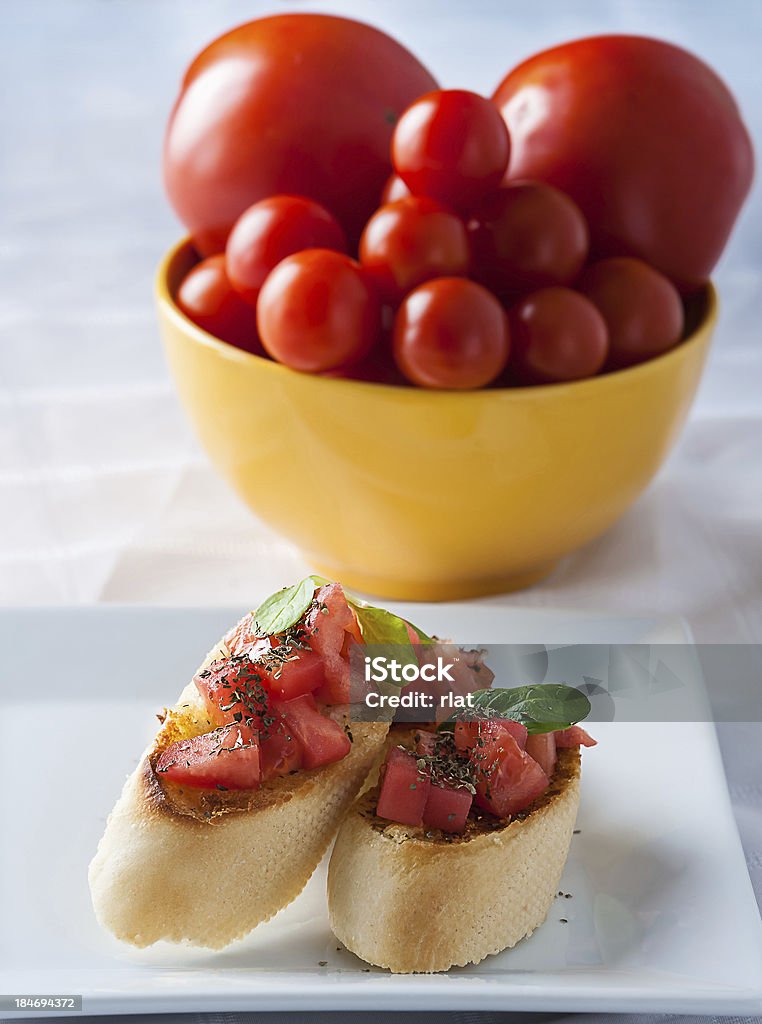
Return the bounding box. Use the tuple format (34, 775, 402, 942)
(327, 746, 581, 972)
(88, 638, 389, 949)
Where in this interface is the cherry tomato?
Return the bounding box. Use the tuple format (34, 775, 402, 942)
(380, 174, 412, 205)
(508, 287, 608, 384)
(393, 278, 510, 389)
(176, 255, 261, 353)
(226, 195, 347, 307)
(470, 182, 588, 297)
(164, 14, 437, 254)
(257, 249, 380, 373)
(578, 258, 685, 370)
(360, 196, 471, 305)
(493, 36, 754, 290)
(392, 90, 511, 211)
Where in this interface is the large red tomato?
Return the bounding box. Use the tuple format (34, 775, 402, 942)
(164, 14, 437, 255)
(493, 36, 754, 291)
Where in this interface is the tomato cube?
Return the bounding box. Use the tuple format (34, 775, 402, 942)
(422, 781, 473, 833)
(471, 730, 548, 818)
(454, 717, 528, 754)
(155, 724, 261, 790)
(278, 694, 351, 769)
(376, 747, 431, 826)
(306, 583, 362, 704)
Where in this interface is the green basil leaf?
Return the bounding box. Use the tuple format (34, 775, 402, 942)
(438, 684, 591, 734)
(253, 577, 317, 637)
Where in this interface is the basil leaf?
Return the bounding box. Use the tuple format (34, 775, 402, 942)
(253, 577, 317, 637)
(439, 684, 591, 734)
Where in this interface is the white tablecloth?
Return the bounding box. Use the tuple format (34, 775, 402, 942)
(1, 0, 760, 1020)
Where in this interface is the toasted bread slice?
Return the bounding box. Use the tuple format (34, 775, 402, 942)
(328, 746, 581, 973)
(89, 636, 389, 949)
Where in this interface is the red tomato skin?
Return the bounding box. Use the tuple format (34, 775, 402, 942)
(164, 14, 438, 254)
(470, 182, 589, 296)
(392, 89, 511, 211)
(155, 724, 261, 789)
(422, 781, 473, 833)
(577, 257, 685, 370)
(393, 278, 510, 389)
(493, 36, 754, 290)
(226, 195, 347, 307)
(376, 747, 431, 826)
(176, 256, 262, 353)
(278, 694, 351, 769)
(360, 196, 471, 306)
(555, 725, 597, 748)
(257, 249, 381, 373)
(525, 732, 558, 778)
(508, 287, 609, 384)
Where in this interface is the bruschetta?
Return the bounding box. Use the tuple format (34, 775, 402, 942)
(89, 580, 396, 949)
(328, 711, 596, 973)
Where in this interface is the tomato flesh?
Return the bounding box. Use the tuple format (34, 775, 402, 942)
(376, 746, 431, 826)
(423, 781, 473, 833)
(525, 732, 557, 777)
(264, 646, 326, 701)
(472, 730, 548, 818)
(555, 725, 597, 748)
(277, 694, 351, 769)
(156, 724, 261, 789)
(259, 723, 304, 779)
(306, 583, 362, 703)
(194, 655, 271, 728)
(454, 718, 528, 753)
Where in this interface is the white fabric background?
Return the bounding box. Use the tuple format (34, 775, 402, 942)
(0, 0, 760, 1019)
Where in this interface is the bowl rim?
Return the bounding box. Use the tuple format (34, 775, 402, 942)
(156, 236, 718, 399)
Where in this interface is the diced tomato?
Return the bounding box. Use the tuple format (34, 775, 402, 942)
(259, 725, 303, 780)
(264, 646, 326, 701)
(306, 583, 362, 704)
(376, 746, 431, 826)
(423, 781, 473, 833)
(414, 730, 438, 757)
(470, 730, 548, 818)
(194, 655, 271, 727)
(277, 694, 351, 769)
(525, 732, 557, 777)
(555, 725, 597, 748)
(454, 717, 528, 753)
(155, 724, 261, 790)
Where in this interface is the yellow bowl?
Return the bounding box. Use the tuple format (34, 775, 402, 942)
(157, 238, 716, 601)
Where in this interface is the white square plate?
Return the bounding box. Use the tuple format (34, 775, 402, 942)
(1, 605, 760, 1015)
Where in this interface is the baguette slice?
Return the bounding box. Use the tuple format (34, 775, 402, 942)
(328, 746, 580, 973)
(89, 634, 389, 949)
